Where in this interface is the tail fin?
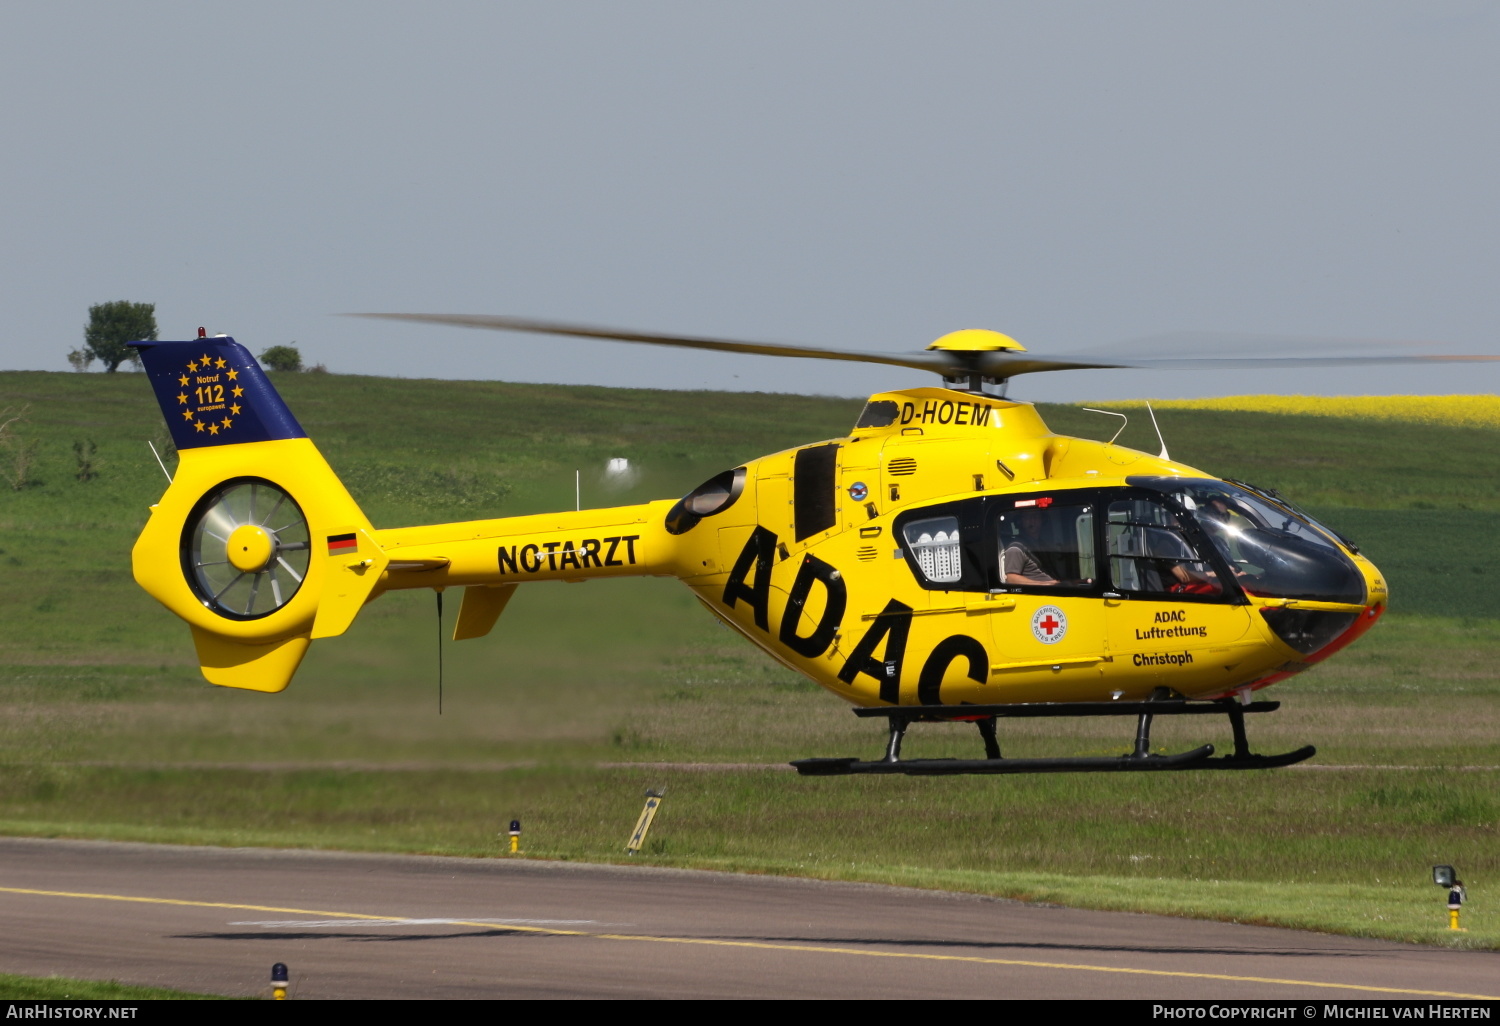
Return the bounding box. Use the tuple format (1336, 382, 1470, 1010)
(132, 337, 385, 692)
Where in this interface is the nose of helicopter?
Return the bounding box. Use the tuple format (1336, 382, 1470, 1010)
(1260, 552, 1387, 672)
(1325, 553, 1389, 658)
(1313, 591, 1386, 664)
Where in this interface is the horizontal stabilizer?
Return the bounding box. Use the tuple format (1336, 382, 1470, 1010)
(454, 584, 519, 641)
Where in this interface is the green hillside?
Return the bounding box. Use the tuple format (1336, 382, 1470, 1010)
(1, 369, 1498, 948)
(3, 371, 1495, 634)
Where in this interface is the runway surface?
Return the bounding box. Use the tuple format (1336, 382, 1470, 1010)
(0, 837, 1494, 1000)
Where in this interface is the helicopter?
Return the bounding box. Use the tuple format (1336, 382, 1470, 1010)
(128, 319, 1499, 776)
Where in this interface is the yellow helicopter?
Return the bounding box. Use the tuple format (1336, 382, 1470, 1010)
(128, 319, 1496, 775)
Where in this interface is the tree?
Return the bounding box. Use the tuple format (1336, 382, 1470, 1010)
(0, 405, 40, 490)
(84, 301, 156, 373)
(259, 345, 303, 372)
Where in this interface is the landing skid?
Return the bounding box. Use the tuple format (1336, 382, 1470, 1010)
(791, 696, 1315, 777)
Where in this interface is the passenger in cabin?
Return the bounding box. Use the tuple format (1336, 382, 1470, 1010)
(1002, 509, 1058, 585)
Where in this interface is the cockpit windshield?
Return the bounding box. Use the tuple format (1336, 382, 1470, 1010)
(1127, 477, 1366, 605)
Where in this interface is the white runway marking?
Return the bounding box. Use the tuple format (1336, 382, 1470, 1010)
(229, 917, 613, 928)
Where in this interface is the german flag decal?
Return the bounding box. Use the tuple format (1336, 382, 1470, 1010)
(327, 533, 358, 555)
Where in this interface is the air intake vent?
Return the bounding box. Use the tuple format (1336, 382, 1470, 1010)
(887, 457, 918, 476)
(856, 546, 878, 561)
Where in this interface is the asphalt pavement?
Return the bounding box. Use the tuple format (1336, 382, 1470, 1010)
(0, 837, 1493, 1000)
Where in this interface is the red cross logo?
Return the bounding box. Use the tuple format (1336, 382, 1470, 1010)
(1032, 605, 1066, 644)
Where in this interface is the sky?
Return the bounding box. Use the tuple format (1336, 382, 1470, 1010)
(2, 1, 1497, 402)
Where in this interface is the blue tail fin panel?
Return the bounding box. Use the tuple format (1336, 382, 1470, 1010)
(132, 339, 306, 450)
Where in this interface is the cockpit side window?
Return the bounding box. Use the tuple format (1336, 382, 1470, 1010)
(1106, 498, 1227, 600)
(1125, 477, 1366, 605)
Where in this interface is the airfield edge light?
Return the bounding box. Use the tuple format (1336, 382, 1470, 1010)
(1435, 866, 1466, 931)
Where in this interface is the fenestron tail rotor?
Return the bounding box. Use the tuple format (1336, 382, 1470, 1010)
(184, 479, 311, 620)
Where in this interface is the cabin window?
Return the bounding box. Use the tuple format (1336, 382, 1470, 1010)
(894, 498, 990, 591)
(895, 492, 1099, 593)
(1106, 498, 1224, 598)
(793, 444, 839, 541)
(904, 516, 963, 584)
(997, 502, 1097, 589)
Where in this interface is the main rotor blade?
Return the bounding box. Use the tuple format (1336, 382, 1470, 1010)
(1048, 331, 1500, 371)
(355, 312, 957, 376)
(1085, 354, 1500, 371)
(355, 313, 1500, 381)
(1058, 330, 1451, 359)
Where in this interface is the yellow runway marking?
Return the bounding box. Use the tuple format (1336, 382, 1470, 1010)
(0, 885, 1493, 1000)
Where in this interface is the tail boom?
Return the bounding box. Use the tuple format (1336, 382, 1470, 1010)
(366, 501, 675, 591)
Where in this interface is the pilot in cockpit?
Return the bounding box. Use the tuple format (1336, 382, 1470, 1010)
(1199, 492, 1249, 529)
(1193, 491, 1255, 583)
(1151, 508, 1222, 595)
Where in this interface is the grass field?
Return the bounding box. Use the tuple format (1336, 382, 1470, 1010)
(0, 973, 224, 1000)
(1104, 394, 1500, 431)
(2, 370, 1498, 951)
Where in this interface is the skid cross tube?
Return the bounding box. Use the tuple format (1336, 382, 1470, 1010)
(792, 698, 1315, 777)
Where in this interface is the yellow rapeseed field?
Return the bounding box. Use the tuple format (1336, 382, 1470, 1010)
(1086, 394, 1500, 429)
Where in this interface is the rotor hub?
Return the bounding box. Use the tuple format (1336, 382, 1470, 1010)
(227, 524, 276, 573)
(925, 329, 1026, 353)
